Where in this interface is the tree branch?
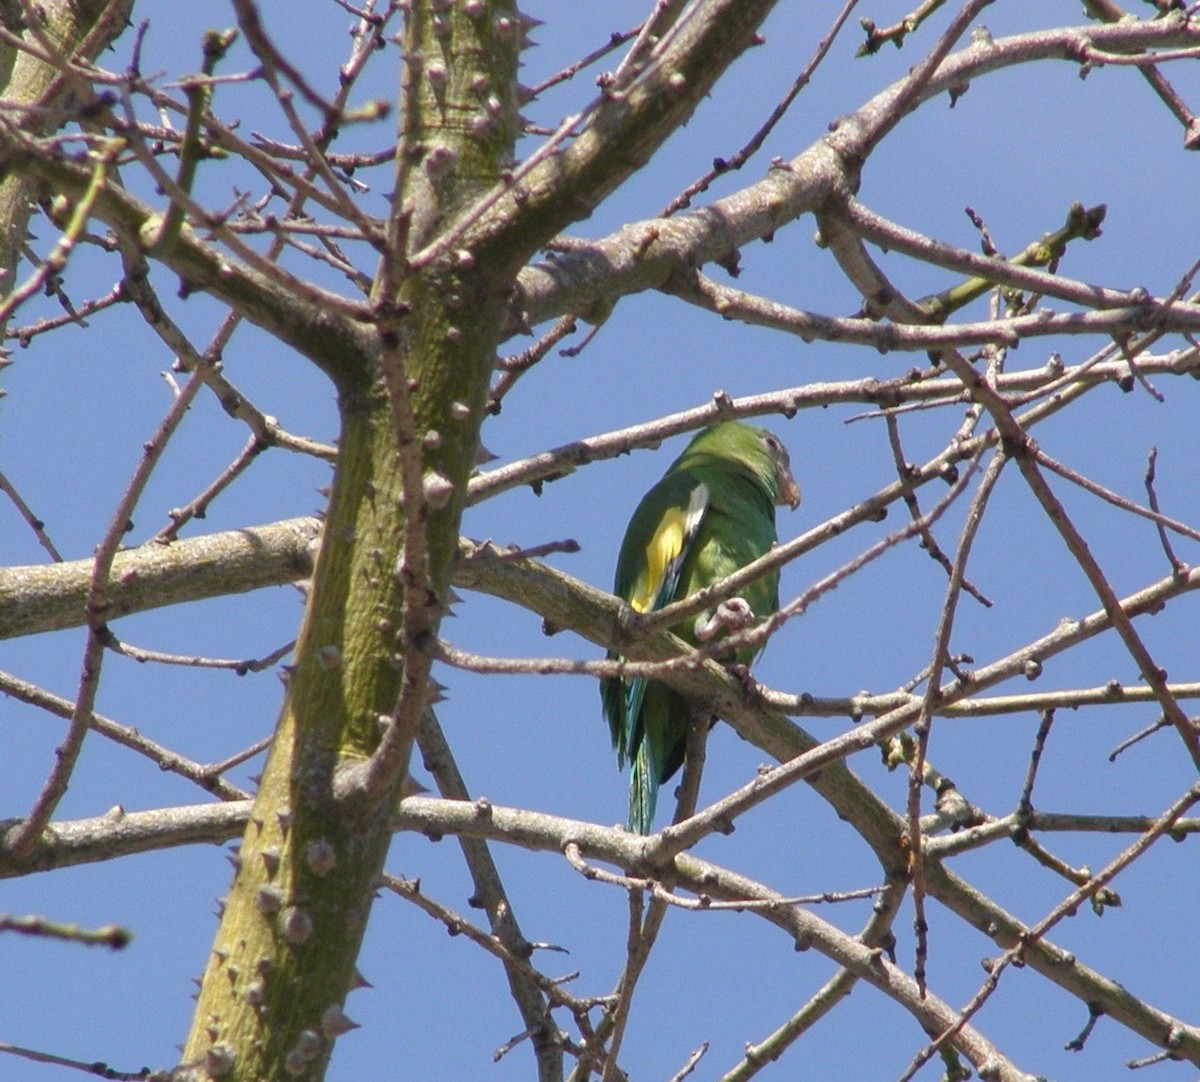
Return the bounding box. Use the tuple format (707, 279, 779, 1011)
(0, 516, 320, 641)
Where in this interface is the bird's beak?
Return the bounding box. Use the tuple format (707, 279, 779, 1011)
(778, 472, 801, 510)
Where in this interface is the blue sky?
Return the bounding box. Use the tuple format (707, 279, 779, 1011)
(3, 3, 1199, 1080)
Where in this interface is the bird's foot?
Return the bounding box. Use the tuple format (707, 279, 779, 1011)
(695, 596, 756, 642)
(727, 662, 761, 697)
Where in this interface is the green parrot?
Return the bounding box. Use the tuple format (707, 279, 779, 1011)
(601, 421, 801, 834)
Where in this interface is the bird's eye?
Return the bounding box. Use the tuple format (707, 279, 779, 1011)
(762, 434, 787, 462)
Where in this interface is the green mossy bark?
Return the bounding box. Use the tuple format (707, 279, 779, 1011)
(182, 394, 418, 1079)
(181, 2, 522, 1078)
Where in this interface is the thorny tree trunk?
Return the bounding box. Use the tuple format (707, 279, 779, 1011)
(178, 5, 528, 1079)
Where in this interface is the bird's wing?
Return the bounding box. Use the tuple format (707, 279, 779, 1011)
(629, 481, 709, 615)
(621, 481, 709, 760)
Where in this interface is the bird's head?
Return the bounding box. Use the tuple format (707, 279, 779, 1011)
(674, 421, 800, 509)
(758, 429, 801, 510)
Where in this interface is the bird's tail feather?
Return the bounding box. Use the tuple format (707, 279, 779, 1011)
(628, 742, 658, 834)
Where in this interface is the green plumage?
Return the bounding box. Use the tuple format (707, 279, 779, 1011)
(601, 422, 800, 833)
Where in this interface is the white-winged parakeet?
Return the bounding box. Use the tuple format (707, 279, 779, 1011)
(601, 421, 800, 833)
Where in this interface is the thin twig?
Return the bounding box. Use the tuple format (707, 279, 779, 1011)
(937, 351, 1200, 771)
(528, 25, 639, 97)
(490, 314, 579, 412)
(0, 666, 251, 802)
(0, 1040, 148, 1081)
(1143, 447, 1187, 573)
(380, 872, 589, 1036)
(0, 913, 130, 948)
(661, 0, 860, 216)
(101, 629, 295, 674)
(6, 278, 127, 345)
(1033, 445, 1200, 549)
(415, 711, 564, 1068)
(0, 468, 63, 561)
(154, 435, 269, 542)
(899, 782, 1200, 1081)
(884, 412, 992, 606)
(8, 357, 209, 859)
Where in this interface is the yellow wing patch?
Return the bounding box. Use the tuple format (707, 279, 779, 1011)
(630, 482, 708, 613)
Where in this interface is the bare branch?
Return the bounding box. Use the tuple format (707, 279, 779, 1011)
(0, 517, 319, 641)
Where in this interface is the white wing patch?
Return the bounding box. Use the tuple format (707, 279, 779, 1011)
(631, 481, 709, 614)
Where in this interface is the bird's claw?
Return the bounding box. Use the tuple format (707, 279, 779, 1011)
(728, 662, 760, 696)
(695, 596, 755, 642)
